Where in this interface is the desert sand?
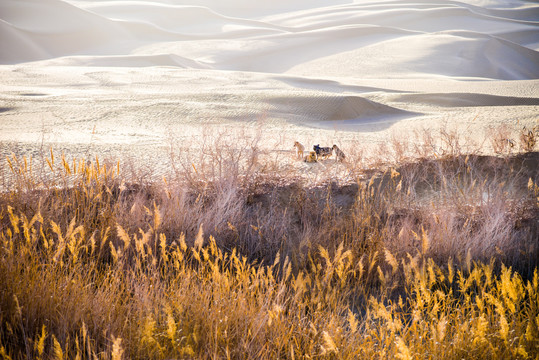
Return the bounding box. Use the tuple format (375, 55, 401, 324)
(1, 0, 538, 180)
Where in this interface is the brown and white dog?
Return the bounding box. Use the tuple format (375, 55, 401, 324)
(304, 151, 318, 163)
(332, 144, 346, 162)
(294, 141, 305, 160)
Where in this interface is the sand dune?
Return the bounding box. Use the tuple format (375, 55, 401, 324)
(285, 30, 539, 79)
(0, 0, 133, 63)
(264, 94, 417, 131)
(40, 54, 211, 68)
(0, 0, 538, 171)
(3, 0, 538, 78)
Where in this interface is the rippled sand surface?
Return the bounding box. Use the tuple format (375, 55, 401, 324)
(1, 0, 538, 177)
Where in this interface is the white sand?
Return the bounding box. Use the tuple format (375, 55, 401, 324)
(0, 0, 538, 177)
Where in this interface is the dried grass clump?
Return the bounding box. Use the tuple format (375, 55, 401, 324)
(488, 124, 515, 155)
(520, 126, 538, 152)
(1, 207, 538, 359)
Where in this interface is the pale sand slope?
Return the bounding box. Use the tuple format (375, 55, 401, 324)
(0, 0, 538, 180)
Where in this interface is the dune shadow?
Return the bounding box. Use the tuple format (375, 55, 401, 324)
(20, 93, 48, 97)
(274, 75, 410, 95)
(393, 93, 539, 107)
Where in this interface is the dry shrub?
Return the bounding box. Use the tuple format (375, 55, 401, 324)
(413, 127, 440, 159)
(1, 205, 537, 359)
(488, 124, 515, 155)
(520, 125, 538, 152)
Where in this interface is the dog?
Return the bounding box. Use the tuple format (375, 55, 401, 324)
(313, 144, 333, 160)
(304, 151, 318, 163)
(332, 144, 346, 162)
(293, 141, 305, 160)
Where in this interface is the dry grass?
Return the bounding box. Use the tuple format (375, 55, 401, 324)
(1, 126, 538, 359)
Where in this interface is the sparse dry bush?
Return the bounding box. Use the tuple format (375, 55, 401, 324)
(413, 127, 440, 159)
(488, 124, 515, 155)
(520, 125, 538, 152)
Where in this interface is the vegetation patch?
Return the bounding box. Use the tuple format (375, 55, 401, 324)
(1, 127, 538, 359)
